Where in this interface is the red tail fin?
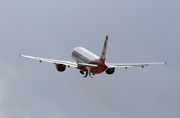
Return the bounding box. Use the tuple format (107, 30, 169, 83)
(100, 35, 108, 63)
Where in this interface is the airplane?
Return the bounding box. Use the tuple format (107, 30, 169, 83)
(20, 35, 166, 78)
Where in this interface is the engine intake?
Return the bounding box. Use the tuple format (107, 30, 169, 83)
(105, 68, 115, 75)
(56, 64, 66, 72)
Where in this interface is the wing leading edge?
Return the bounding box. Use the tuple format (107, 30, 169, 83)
(107, 62, 166, 68)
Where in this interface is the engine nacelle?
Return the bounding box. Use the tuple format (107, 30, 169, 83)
(56, 64, 66, 72)
(105, 68, 115, 75)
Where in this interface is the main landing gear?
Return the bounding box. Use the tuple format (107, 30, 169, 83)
(79, 71, 93, 78)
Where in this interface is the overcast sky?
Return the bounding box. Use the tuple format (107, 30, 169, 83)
(0, 0, 180, 118)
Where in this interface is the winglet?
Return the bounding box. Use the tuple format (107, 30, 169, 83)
(165, 62, 166, 66)
(20, 54, 22, 58)
(100, 35, 108, 63)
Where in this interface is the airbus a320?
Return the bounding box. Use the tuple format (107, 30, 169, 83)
(20, 35, 166, 78)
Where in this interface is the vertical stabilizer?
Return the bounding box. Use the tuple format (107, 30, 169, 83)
(100, 35, 108, 63)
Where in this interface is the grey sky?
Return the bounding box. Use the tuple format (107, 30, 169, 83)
(0, 0, 180, 118)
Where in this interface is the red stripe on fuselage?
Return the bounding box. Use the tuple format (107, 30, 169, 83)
(81, 59, 108, 74)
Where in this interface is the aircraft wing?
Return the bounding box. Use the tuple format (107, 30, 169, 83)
(107, 62, 166, 68)
(20, 54, 98, 67)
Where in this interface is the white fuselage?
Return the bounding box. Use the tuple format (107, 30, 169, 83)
(71, 47, 99, 64)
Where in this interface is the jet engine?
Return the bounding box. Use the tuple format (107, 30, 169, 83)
(105, 68, 115, 75)
(56, 64, 66, 72)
